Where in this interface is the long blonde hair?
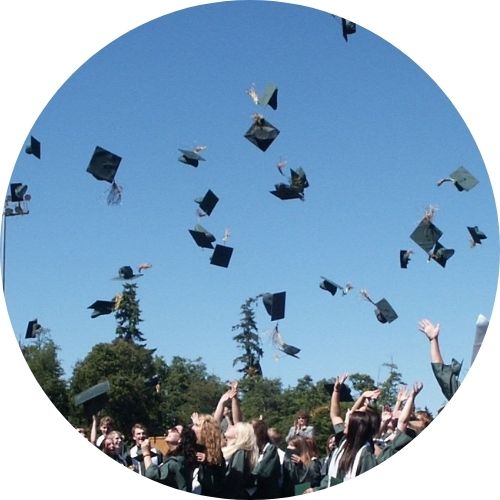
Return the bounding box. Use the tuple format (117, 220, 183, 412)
(222, 422, 258, 468)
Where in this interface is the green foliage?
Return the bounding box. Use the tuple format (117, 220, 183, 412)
(21, 333, 69, 416)
(349, 372, 377, 396)
(68, 339, 166, 434)
(115, 282, 145, 343)
(232, 296, 263, 378)
(377, 361, 405, 407)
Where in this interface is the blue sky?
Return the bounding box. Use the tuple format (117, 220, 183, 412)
(2, 1, 498, 418)
(1, 2, 500, 500)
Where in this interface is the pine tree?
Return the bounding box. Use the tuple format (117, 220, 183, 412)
(232, 296, 263, 378)
(115, 282, 146, 343)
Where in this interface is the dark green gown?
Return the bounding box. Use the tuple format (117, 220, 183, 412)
(252, 443, 282, 499)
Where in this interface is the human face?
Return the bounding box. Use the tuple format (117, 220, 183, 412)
(164, 427, 181, 445)
(104, 437, 116, 455)
(133, 427, 147, 445)
(297, 416, 307, 426)
(112, 433, 123, 448)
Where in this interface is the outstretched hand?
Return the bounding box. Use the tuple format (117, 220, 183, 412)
(418, 319, 440, 341)
(334, 373, 349, 391)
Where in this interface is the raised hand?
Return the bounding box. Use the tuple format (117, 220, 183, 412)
(418, 319, 440, 341)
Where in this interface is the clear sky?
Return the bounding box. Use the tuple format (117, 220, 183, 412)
(1, 2, 500, 500)
(2, 0, 498, 418)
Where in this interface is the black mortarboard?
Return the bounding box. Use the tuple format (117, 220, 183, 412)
(319, 277, 352, 296)
(374, 298, 398, 324)
(342, 18, 356, 42)
(410, 219, 443, 254)
(86, 146, 122, 183)
(210, 244, 234, 268)
(270, 183, 303, 200)
(25, 136, 41, 159)
(189, 224, 216, 249)
(88, 300, 116, 318)
(271, 324, 300, 358)
(178, 149, 206, 167)
(244, 115, 280, 152)
(437, 166, 478, 192)
(74, 380, 111, 416)
(323, 382, 354, 402)
(400, 250, 413, 269)
(467, 226, 487, 245)
(117, 265, 143, 280)
(9, 183, 28, 203)
(25, 319, 42, 339)
(195, 189, 219, 216)
(429, 242, 455, 268)
(258, 83, 278, 110)
(144, 374, 160, 388)
(290, 167, 309, 193)
(262, 291, 286, 321)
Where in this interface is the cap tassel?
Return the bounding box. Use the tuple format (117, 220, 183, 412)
(107, 182, 123, 205)
(360, 288, 376, 306)
(436, 177, 454, 187)
(246, 84, 259, 105)
(342, 283, 354, 295)
(422, 205, 437, 223)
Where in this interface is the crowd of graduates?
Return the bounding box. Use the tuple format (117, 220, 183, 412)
(75, 318, 465, 498)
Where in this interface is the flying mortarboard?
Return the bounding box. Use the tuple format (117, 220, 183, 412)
(262, 291, 286, 321)
(319, 277, 352, 296)
(467, 226, 487, 246)
(178, 148, 206, 167)
(116, 265, 143, 280)
(74, 380, 111, 416)
(25, 319, 42, 339)
(400, 250, 413, 269)
(290, 167, 310, 193)
(25, 135, 41, 159)
(361, 290, 398, 324)
(244, 114, 280, 152)
(342, 18, 356, 42)
(437, 166, 479, 192)
(9, 183, 28, 203)
(195, 189, 219, 216)
(258, 83, 278, 110)
(88, 299, 117, 319)
(323, 381, 354, 402)
(189, 224, 216, 249)
(86, 146, 123, 205)
(410, 209, 443, 254)
(270, 183, 304, 200)
(429, 242, 454, 268)
(210, 244, 234, 268)
(271, 324, 300, 359)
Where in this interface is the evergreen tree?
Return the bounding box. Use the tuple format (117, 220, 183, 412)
(115, 282, 145, 343)
(231, 296, 263, 378)
(378, 361, 405, 407)
(21, 332, 69, 417)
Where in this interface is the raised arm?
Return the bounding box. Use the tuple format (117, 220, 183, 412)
(350, 388, 381, 413)
(397, 383, 423, 432)
(231, 382, 242, 424)
(418, 319, 443, 364)
(90, 415, 98, 446)
(330, 373, 348, 427)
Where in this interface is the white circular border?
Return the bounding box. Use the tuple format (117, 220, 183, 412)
(0, 1, 498, 498)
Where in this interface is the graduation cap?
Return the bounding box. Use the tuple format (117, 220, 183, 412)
(471, 314, 489, 365)
(400, 250, 413, 269)
(9, 183, 28, 203)
(116, 265, 143, 280)
(319, 277, 352, 296)
(271, 324, 300, 359)
(86, 146, 123, 205)
(195, 189, 219, 216)
(178, 148, 206, 167)
(437, 166, 479, 192)
(246, 83, 278, 110)
(74, 380, 111, 416)
(25, 135, 41, 159)
(244, 114, 280, 152)
(361, 290, 398, 324)
(262, 291, 286, 321)
(25, 319, 42, 339)
(410, 210, 443, 254)
(429, 242, 455, 268)
(323, 381, 354, 402)
(189, 224, 216, 249)
(88, 299, 117, 318)
(210, 244, 234, 268)
(342, 18, 356, 42)
(290, 167, 309, 193)
(270, 183, 304, 200)
(467, 226, 487, 246)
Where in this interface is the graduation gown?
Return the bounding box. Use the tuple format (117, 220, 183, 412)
(432, 359, 462, 401)
(145, 455, 191, 491)
(252, 443, 282, 499)
(221, 449, 257, 499)
(197, 460, 226, 497)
